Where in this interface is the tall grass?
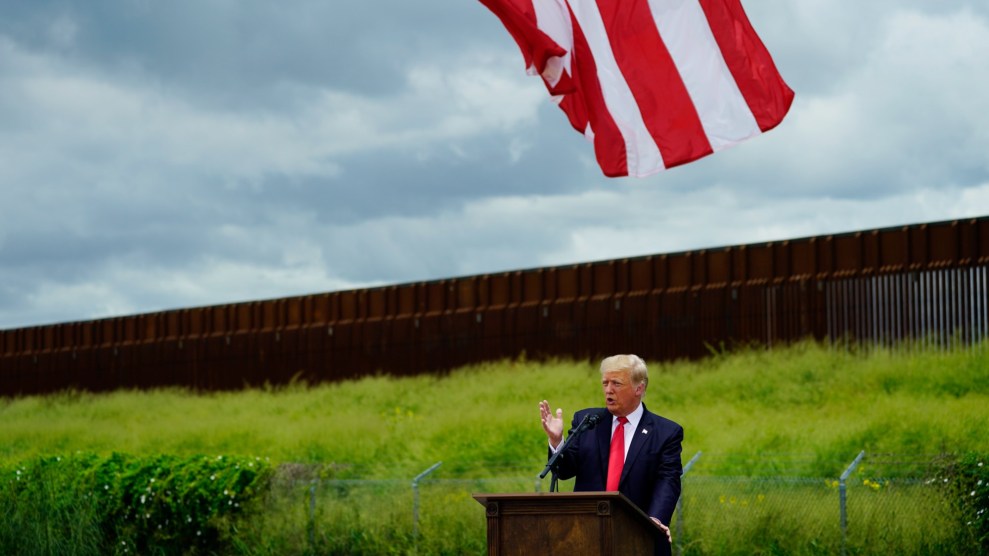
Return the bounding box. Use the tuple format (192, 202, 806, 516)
(2, 340, 988, 554)
(3, 341, 986, 477)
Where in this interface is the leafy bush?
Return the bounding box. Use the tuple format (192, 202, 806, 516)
(956, 452, 989, 551)
(0, 453, 272, 555)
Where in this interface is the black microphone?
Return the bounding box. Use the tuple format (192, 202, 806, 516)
(587, 413, 602, 428)
(572, 413, 602, 434)
(565, 412, 602, 436)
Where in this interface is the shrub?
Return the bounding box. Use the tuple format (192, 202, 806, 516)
(956, 452, 989, 551)
(0, 453, 272, 555)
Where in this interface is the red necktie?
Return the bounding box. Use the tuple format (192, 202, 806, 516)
(606, 416, 628, 491)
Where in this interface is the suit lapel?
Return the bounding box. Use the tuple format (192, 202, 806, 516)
(620, 406, 655, 484)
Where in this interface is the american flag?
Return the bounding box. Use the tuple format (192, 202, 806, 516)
(480, 0, 795, 177)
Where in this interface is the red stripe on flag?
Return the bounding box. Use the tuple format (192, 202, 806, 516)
(557, 91, 590, 137)
(698, 0, 794, 132)
(596, 0, 712, 169)
(478, 0, 568, 78)
(567, 11, 628, 177)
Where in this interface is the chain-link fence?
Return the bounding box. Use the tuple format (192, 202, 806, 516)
(674, 451, 974, 555)
(239, 453, 977, 555)
(246, 462, 539, 555)
(674, 475, 964, 555)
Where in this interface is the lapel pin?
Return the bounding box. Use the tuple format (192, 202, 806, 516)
(642, 429, 649, 435)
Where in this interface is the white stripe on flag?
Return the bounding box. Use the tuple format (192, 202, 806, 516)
(647, 0, 760, 151)
(532, 0, 573, 88)
(569, 0, 666, 175)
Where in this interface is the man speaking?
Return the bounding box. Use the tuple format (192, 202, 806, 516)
(539, 354, 683, 553)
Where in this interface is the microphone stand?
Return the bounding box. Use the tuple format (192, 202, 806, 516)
(539, 413, 600, 492)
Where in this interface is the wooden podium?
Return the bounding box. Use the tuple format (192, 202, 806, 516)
(473, 492, 665, 556)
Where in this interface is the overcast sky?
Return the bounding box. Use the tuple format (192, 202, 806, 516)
(2, 1, 988, 329)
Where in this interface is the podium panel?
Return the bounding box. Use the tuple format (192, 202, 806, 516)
(473, 492, 663, 556)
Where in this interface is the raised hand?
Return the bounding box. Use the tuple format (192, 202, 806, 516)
(539, 399, 564, 449)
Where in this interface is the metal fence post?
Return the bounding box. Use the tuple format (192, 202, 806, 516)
(840, 450, 866, 556)
(307, 479, 317, 550)
(676, 451, 702, 556)
(412, 461, 442, 553)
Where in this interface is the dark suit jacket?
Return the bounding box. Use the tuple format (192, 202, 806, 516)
(549, 403, 683, 525)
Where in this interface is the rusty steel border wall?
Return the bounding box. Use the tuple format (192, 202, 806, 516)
(2, 217, 989, 395)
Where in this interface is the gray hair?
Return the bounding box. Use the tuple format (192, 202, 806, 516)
(600, 354, 648, 388)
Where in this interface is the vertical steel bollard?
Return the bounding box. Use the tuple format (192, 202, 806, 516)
(676, 451, 702, 556)
(840, 451, 866, 556)
(412, 461, 442, 554)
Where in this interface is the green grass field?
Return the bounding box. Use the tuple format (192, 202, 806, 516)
(4, 340, 987, 475)
(2, 340, 988, 554)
